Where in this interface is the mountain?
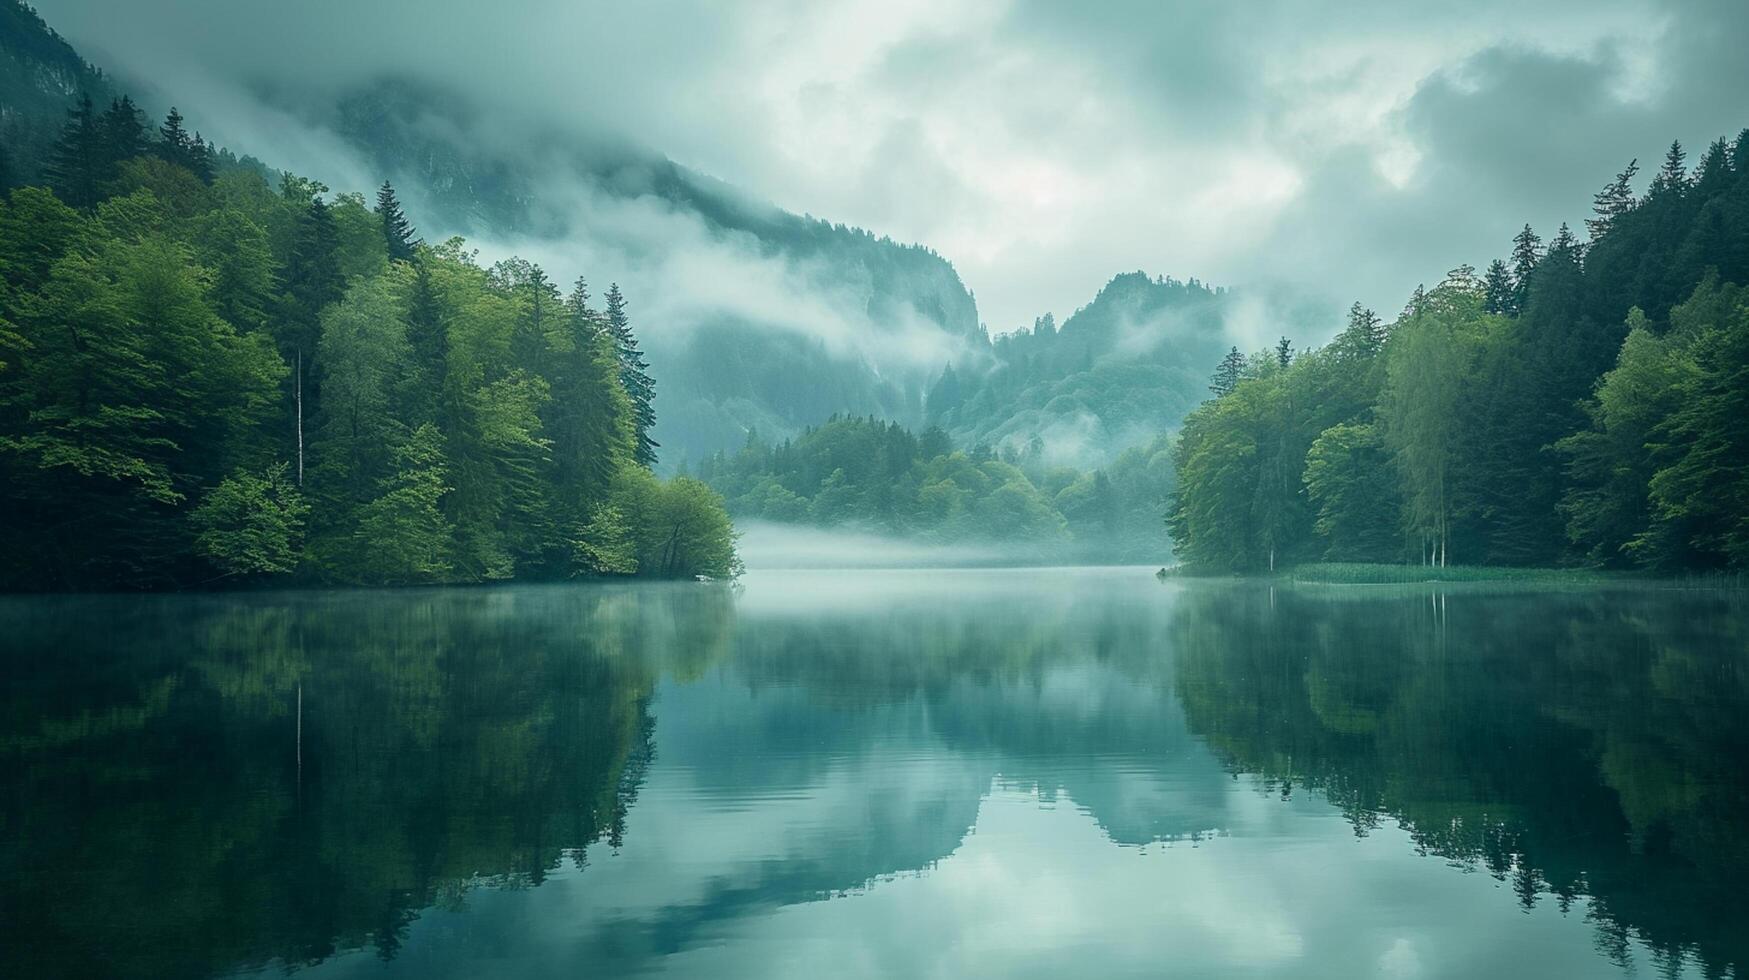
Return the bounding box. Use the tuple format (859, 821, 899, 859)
(256, 78, 989, 467)
(3, 2, 1325, 474)
(0, 0, 112, 181)
(930, 271, 1333, 466)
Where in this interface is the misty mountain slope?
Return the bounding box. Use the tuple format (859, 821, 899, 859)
(289, 80, 989, 466)
(931, 272, 1331, 466)
(0, 1, 112, 180)
(3, 2, 1295, 478)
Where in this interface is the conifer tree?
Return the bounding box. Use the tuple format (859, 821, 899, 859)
(1209, 346, 1245, 397)
(42, 93, 102, 209)
(1482, 259, 1515, 315)
(1649, 140, 1687, 197)
(1334, 302, 1386, 357)
(188, 132, 214, 182)
(1586, 159, 1638, 240)
(1275, 336, 1293, 368)
(375, 180, 418, 262)
(404, 255, 448, 427)
(277, 194, 345, 485)
(157, 107, 192, 167)
(99, 96, 147, 175)
(1510, 224, 1542, 313)
(604, 283, 659, 467)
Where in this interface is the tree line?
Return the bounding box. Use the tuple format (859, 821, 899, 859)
(1168, 132, 1749, 572)
(0, 96, 736, 589)
(697, 414, 1176, 560)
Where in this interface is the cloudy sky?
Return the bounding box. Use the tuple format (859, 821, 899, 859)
(38, 0, 1749, 333)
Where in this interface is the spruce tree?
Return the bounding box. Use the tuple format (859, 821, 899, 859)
(404, 256, 448, 427)
(1510, 224, 1542, 313)
(605, 282, 659, 467)
(1649, 140, 1687, 197)
(42, 93, 102, 209)
(157, 107, 192, 168)
(1482, 259, 1515, 315)
(277, 194, 346, 485)
(375, 180, 418, 262)
(1275, 336, 1293, 368)
(1336, 302, 1386, 356)
(1586, 159, 1638, 240)
(1209, 346, 1244, 397)
(188, 132, 214, 182)
(99, 96, 147, 176)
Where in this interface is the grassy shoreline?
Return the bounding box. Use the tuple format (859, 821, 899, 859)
(1159, 561, 1747, 588)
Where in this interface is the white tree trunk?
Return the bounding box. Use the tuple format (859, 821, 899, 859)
(295, 348, 305, 487)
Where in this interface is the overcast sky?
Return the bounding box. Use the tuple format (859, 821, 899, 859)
(38, 0, 1749, 334)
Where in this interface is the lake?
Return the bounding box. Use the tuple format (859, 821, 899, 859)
(1, 568, 1745, 978)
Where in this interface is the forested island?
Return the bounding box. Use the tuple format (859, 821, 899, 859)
(0, 96, 736, 590)
(1168, 137, 1749, 574)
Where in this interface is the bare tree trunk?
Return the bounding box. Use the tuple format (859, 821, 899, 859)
(296, 348, 305, 487)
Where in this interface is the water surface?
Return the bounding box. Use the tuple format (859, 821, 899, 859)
(2, 569, 1745, 978)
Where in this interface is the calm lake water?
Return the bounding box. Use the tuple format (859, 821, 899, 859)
(2, 568, 1746, 979)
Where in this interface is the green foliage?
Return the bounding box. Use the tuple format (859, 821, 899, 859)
(1173, 128, 1749, 574)
(190, 462, 308, 577)
(1303, 422, 1401, 562)
(0, 100, 733, 590)
(610, 469, 739, 579)
(344, 423, 455, 585)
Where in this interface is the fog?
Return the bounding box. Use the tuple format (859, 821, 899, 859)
(735, 521, 1114, 571)
(37, 0, 1749, 335)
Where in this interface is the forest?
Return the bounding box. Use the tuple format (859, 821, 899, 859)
(0, 94, 736, 590)
(697, 414, 1174, 562)
(1168, 135, 1749, 573)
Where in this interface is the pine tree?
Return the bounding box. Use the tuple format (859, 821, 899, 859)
(99, 96, 147, 176)
(277, 195, 346, 485)
(1649, 140, 1687, 197)
(604, 283, 659, 467)
(1337, 302, 1386, 356)
(1586, 159, 1638, 240)
(1209, 346, 1244, 397)
(1691, 137, 1732, 198)
(1510, 224, 1542, 313)
(1482, 259, 1515, 315)
(157, 107, 192, 168)
(1275, 336, 1293, 368)
(375, 180, 418, 262)
(42, 93, 102, 209)
(188, 132, 214, 182)
(1549, 221, 1580, 257)
(404, 256, 448, 427)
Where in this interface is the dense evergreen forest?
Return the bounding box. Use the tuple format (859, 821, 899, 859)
(1168, 135, 1749, 573)
(0, 95, 736, 590)
(698, 414, 1174, 561)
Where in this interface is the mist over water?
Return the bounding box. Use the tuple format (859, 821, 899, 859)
(735, 520, 1079, 569)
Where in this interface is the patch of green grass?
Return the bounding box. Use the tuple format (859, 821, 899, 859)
(1157, 561, 1747, 590)
(1288, 563, 1618, 584)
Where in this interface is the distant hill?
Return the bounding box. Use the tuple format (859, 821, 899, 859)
(931, 271, 1332, 467)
